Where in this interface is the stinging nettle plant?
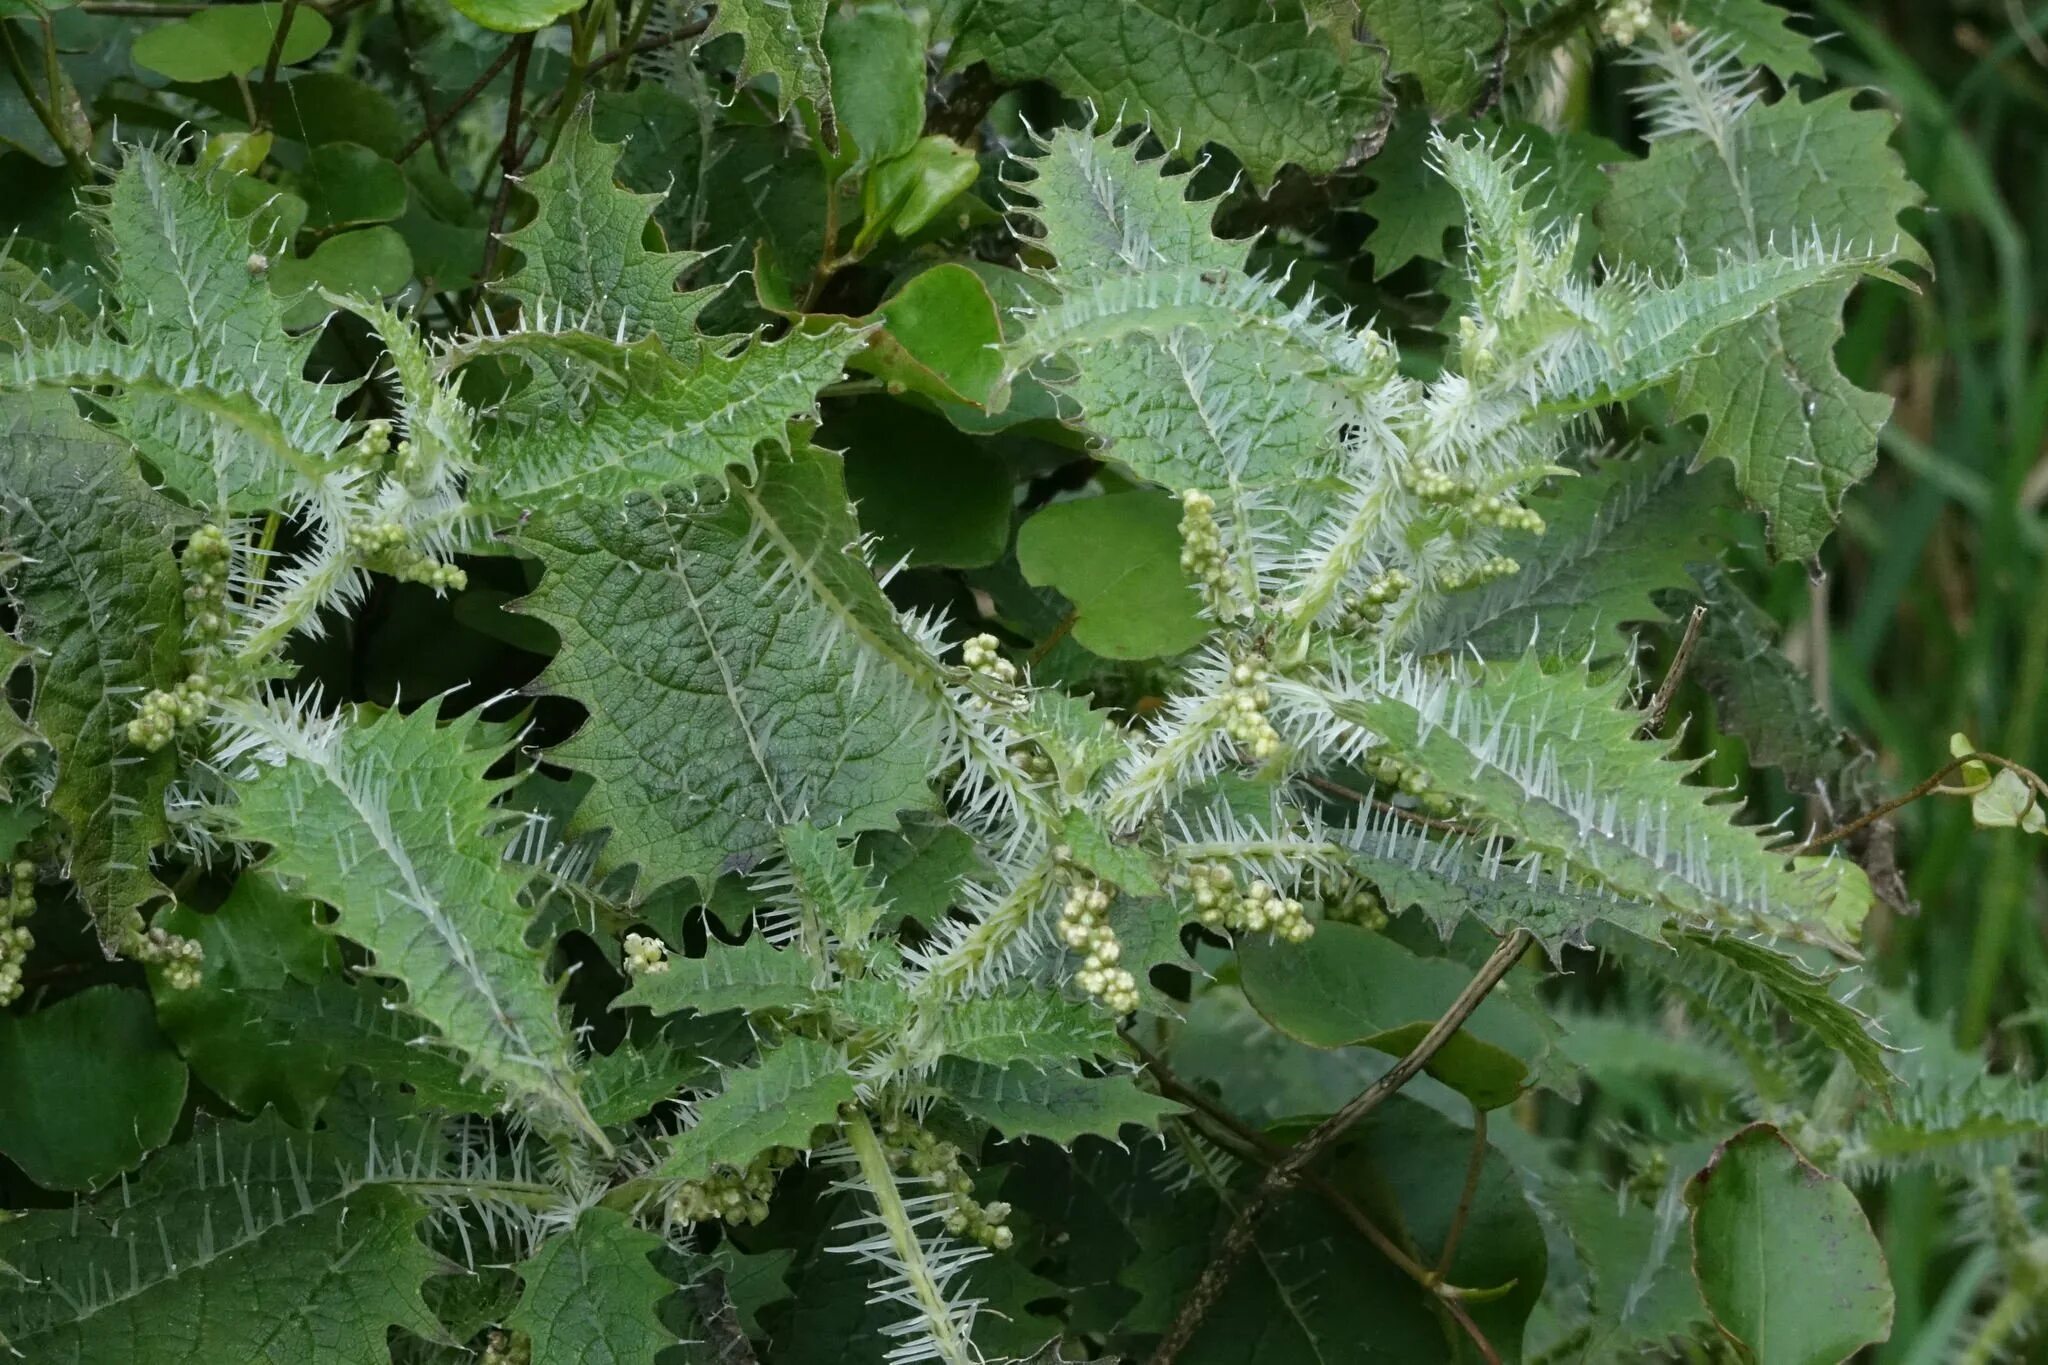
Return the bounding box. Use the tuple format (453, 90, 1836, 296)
(2, 3, 2045, 1363)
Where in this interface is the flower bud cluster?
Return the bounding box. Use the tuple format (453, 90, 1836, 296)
(132, 922, 205, 991)
(1364, 752, 1460, 816)
(622, 931, 669, 976)
(1338, 569, 1412, 634)
(1600, 0, 1655, 46)
(668, 1145, 798, 1227)
(181, 523, 234, 644)
(481, 1330, 531, 1365)
(351, 520, 467, 592)
(127, 672, 225, 751)
(1184, 861, 1313, 943)
(0, 860, 36, 1005)
(351, 419, 394, 467)
(1057, 874, 1138, 1013)
(1438, 555, 1521, 592)
(1467, 495, 1545, 533)
(961, 633, 1018, 686)
(1008, 745, 1055, 782)
(881, 1116, 1014, 1250)
(1178, 489, 1234, 613)
(1322, 878, 1389, 931)
(1223, 655, 1281, 762)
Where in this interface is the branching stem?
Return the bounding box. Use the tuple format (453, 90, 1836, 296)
(1147, 928, 1534, 1364)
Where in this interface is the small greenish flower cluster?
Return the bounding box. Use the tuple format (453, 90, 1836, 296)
(1178, 489, 1234, 614)
(126, 672, 224, 751)
(1408, 467, 1544, 535)
(1599, 0, 1656, 45)
(351, 520, 468, 591)
(180, 523, 234, 644)
(668, 1145, 799, 1227)
(1338, 568, 1412, 634)
(480, 1330, 531, 1365)
(1223, 655, 1281, 761)
(622, 931, 669, 976)
(1008, 744, 1056, 781)
(1321, 878, 1389, 931)
(129, 919, 205, 991)
(1438, 554, 1521, 592)
(880, 1116, 1014, 1250)
(1184, 860, 1313, 942)
(129, 523, 242, 751)
(1467, 495, 1545, 533)
(1365, 752, 1459, 817)
(0, 859, 35, 1006)
(1057, 874, 1138, 1013)
(961, 633, 1019, 686)
(349, 418, 394, 468)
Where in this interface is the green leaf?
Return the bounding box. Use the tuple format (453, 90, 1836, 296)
(131, 3, 330, 82)
(296, 141, 407, 231)
(48, 143, 349, 510)
(0, 986, 187, 1190)
(1058, 807, 1164, 895)
(516, 448, 942, 897)
(1341, 807, 1665, 955)
(1685, 1123, 1893, 1364)
(449, 0, 580, 32)
(922, 991, 1120, 1068)
(1677, 931, 1893, 1093)
(960, 0, 1385, 183)
(1680, 0, 1822, 80)
(652, 1038, 855, 1182)
(148, 872, 345, 1126)
(1415, 453, 1735, 660)
(617, 934, 818, 1017)
(470, 327, 864, 515)
(936, 1059, 1181, 1142)
(863, 819, 987, 926)
(710, 0, 834, 124)
(860, 134, 979, 243)
(825, 1, 927, 165)
(1600, 86, 1924, 557)
(0, 418, 188, 935)
(835, 399, 1013, 569)
(1237, 923, 1543, 1108)
(854, 264, 1007, 409)
(270, 225, 414, 328)
(1017, 492, 1208, 659)
(1323, 652, 1861, 942)
(215, 701, 594, 1137)
(506, 1208, 678, 1361)
(497, 100, 716, 357)
(1359, 0, 1500, 113)
(0, 1112, 444, 1359)
(1007, 127, 1372, 494)
(780, 822, 893, 946)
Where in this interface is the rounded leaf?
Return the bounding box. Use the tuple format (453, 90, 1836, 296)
(1686, 1123, 1893, 1364)
(132, 3, 331, 82)
(0, 985, 188, 1189)
(1016, 491, 1207, 660)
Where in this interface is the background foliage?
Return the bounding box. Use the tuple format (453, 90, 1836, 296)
(3, 0, 2048, 1362)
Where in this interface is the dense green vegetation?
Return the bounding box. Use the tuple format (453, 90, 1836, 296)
(3, 0, 2047, 1360)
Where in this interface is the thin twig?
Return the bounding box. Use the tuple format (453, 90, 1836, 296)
(396, 41, 518, 164)
(255, 0, 302, 130)
(1794, 750, 2048, 855)
(389, 0, 448, 171)
(584, 10, 713, 79)
(1434, 1108, 1489, 1281)
(1302, 773, 1484, 838)
(1028, 609, 1077, 667)
(1642, 603, 1708, 735)
(1147, 928, 1535, 1364)
(1125, 1034, 1502, 1364)
(479, 34, 535, 282)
